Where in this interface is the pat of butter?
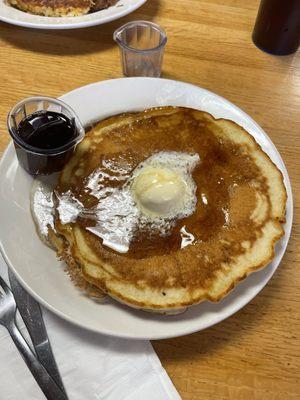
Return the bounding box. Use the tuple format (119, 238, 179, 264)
(132, 166, 186, 216)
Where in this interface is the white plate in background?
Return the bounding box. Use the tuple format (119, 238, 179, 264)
(0, 0, 147, 29)
(0, 78, 293, 340)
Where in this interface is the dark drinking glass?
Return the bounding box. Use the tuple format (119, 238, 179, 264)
(252, 0, 300, 55)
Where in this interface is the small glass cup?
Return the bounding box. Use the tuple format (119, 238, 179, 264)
(113, 20, 167, 77)
(7, 96, 85, 175)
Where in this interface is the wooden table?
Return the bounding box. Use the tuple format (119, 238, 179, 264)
(1, 1, 299, 399)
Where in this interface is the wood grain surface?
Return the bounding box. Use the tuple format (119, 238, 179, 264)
(0, 1, 299, 399)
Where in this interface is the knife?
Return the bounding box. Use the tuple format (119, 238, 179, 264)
(8, 269, 68, 398)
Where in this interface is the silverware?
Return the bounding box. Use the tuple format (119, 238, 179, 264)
(8, 269, 67, 396)
(0, 274, 67, 400)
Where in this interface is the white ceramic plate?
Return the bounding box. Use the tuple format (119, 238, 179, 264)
(0, 78, 293, 340)
(0, 0, 146, 29)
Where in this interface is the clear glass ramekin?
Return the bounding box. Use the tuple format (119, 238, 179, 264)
(7, 96, 85, 175)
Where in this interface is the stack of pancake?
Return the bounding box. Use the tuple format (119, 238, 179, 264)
(49, 107, 286, 313)
(6, 0, 117, 17)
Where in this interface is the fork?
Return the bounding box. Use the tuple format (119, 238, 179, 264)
(0, 275, 67, 400)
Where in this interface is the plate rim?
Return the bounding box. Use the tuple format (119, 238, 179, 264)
(0, 0, 147, 29)
(0, 78, 294, 340)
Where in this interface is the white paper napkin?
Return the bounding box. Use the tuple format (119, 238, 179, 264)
(0, 254, 181, 400)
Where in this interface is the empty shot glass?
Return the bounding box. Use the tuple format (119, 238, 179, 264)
(113, 21, 167, 77)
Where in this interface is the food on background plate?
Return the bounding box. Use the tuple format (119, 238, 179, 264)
(92, 0, 116, 12)
(31, 107, 286, 313)
(5, 0, 118, 17)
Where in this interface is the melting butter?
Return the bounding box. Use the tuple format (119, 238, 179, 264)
(180, 226, 195, 249)
(132, 166, 186, 217)
(56, 191, 84, 224)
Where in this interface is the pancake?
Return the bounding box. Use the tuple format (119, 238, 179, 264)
(5, 0, 116, 17)
(29, 176, 106, 300)
(48, 228, 105, 300)
(6, 0, 92, 16)
(53, 107, 286, 312)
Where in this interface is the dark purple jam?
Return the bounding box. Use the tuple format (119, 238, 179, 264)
(17, 111, 76, 150)
(13, 110, 78, 175)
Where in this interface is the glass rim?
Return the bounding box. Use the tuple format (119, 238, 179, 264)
(7, 96, 85, 156)
(113, 20, 167, 54)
